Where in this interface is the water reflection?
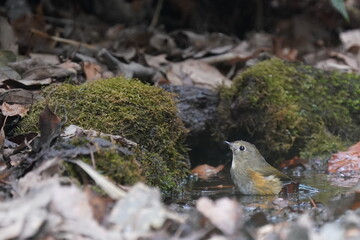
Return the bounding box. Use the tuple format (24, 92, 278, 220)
(172, 167, 360, 223)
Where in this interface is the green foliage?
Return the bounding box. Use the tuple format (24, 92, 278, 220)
(19, 77, 189, 191)
(218, 58, 360, 165)
(330, 0, 349, 21)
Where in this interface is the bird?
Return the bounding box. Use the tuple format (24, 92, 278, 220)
(225, 140, 292, 195)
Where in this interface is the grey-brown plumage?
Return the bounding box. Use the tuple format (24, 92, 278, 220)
(225, 140, 290, 195)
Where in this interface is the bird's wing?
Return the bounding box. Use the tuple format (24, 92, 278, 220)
(254, 162, 291, 182)
(247, 169, 282, 194)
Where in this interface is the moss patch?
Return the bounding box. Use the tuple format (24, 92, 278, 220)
(19, 77, 189, 191)
(60, 137, 143, 186)
(218, 58, 359, 164)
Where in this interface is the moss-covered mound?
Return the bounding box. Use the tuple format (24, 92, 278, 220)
(218, 58, 360, 164)
(56, 136, 144, 186)
(19, 77, 189, 191)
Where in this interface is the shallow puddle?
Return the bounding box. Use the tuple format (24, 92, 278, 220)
(170, 166, 360, 223)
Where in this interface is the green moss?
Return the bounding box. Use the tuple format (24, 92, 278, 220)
(300, 127, 347, 169)
(218, 58, 360, 164)
(87, 148, 142, 185)
(19, 77, 189, 191)
(62, 137, 143, 186)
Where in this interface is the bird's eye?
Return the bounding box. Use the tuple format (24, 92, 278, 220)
(239, 145, 246, 151)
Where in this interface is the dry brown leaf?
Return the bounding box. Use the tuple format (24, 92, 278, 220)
(280, 156, 308, 170)
(37, 105, 62, 152)
(0, 102, 29, 117)
(83, 62, 102, 81)
(328, 141, 360, 173)
(0, 89, 38, 105)
(22, 66, 76, 80)
(191, 164, 224, 179)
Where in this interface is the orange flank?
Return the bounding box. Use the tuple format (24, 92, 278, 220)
(247, 169, 282, 195)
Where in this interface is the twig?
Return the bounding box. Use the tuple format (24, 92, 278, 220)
(88, 143, 96, 169)
(199, 47, 269, 65)
(309, 197, 317, 208)
(30, 28, 98, 50)
(149, 0, 164, 30)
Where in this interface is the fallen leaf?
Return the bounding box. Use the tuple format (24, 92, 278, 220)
(3, 178, 118, 239)
(340, 29, 360, 53)
(315, 58, 353, 72)
(62, 124, 138, 147)
(0, 66, 21, 81)
(58, 61, 82, 72)
(108, 183, 183, 236)
(328, 141, 360, 173)
(0, 102, 29, 117)
(144, 54, 169, 68)
(2, 78, 52, 88)
(83, 62, 102, 81)
(166, 60, 232, 89)
(280, 156, 308, 170)
(196, 197, 242, 235)
(68, 160, 126, 199)
(0, 89, 39, 105)
(329, 51, 359, 71)
(191, 164, 224, 179)
(36, 105, 62, 152)
(22, 66, 76, 80)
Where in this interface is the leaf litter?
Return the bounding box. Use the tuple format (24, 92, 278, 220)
(1, 1, 360, 239)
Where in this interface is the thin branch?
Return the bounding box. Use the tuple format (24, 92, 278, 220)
(30, 28, 98, 50)
(149, 0, 164, 30)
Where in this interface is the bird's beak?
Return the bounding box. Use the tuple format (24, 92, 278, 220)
(224, 141, 231, 147)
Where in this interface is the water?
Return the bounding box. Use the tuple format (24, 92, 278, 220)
(170, 165, 360, 223)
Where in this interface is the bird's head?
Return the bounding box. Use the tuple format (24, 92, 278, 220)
(224, 140, 263, 163)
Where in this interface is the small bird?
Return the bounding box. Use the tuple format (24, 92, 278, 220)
(225, 140, 291, 195)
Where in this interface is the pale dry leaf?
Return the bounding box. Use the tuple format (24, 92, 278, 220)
(340, 29, 360, 52)
(69, 160, 126, 199)
(83, 62, 102, 81)
(0, 179, 120, 240)
(144, 54, 168, 68)
(315, 59, 352, 72)
(29, 53, 60, 65)
(108, 182, 183, 237)
(166, 60, 232, 90)
(59, 61, 81, 72)
(330, 51, 359, 71)
(0, 66, 21, 81)
(3, 78, 52, 86)
(0, 102, 29, 117)
(196, 197, 242, 235)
